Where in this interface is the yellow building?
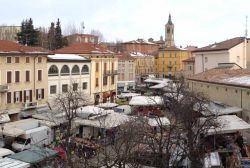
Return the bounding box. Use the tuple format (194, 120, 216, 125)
(130, 52, 155, 83)
(155, 46, 191, 78)
(55, 43, 118, 104)
(0, 40, 49, 121)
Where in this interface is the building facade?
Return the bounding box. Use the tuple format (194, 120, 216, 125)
(130, 52, 155, 83)
(66, 34, 98, 45)
(0, 40, 49, 121)
(47, 54, 91, 102)
(121, 39, 159, 54)
(117, 53, 136, 93)
(55, 43, 118, 104)
(155, 46, 191, 78)
(187, 66, 250, 122)
(193, 37, 248, 74)
(182, 57, 195, 78)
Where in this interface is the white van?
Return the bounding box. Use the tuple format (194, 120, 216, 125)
(12, 126, 52, 151)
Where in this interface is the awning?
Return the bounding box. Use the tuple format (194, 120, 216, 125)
(2, 127, 25, 137)
(8, 147, 58, 164)
(117, 83, 125, 87)
(0, 157, 30, 168)
(0, 114, 10, 124)
(206, 115, 250, 135)
(20, 109, 37, 118)
(128, 82, 135, 86)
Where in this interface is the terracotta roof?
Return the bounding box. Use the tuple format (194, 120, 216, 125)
(54, 43, 114, 54)
(117, 53, 135, 61)
(0, 40, 49, 54)
(188, 67, 250, 88)
(193, 37, 245, 52)
(182, 57, 195, 62)
(159, 45, 186, 51)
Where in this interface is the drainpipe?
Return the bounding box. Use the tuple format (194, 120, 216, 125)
(241, 89, 243, 118)
(202, 54, 204, 72)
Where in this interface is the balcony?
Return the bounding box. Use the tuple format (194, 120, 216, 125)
(104, 70, 118, 76)
(22, 102, 38, 110)
(0, 85, 9, 93)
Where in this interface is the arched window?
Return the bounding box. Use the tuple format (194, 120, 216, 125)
(61, 65, 70, 76)
(48, 65, 59, 76)
(72, 65, 80, 75)
(81, 65, 89, 74)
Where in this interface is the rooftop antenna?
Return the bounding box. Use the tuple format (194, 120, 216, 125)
(81, 21, 85, 34)
(245, 16, 248, 38)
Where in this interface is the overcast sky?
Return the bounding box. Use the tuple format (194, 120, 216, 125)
(0, 0, 249, 47)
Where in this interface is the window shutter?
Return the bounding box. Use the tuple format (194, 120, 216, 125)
(30, 90, 32, 102)
(38, 70, 42, 81)
(7, 71, 11, 83)
(42, 89, 44, 99)
(26, 71, 30, 82)
(36, 89, 38, 100)
(14, 92, 16, 103)
(7, 92, 11, 104)
(20, 91, 22, 102)
(15, 71, 20, 83)
(24, 91, 26, 103)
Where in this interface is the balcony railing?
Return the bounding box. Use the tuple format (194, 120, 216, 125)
(0, 85, 9, 93)
(22, 102, 38, 110)
(104, 70, 118, 76)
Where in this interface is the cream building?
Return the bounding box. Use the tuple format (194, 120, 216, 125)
(55, 43, 118, 104)
(0, 40, 49, 121)
(187, 64, 250, 122)
(117, 53, 136, 93)
(47, 54, 91, 102)
(193, 37, 248, 74)
(130, 52, 155, 84)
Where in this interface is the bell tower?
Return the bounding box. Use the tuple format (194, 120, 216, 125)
(165, 14, 175, 47)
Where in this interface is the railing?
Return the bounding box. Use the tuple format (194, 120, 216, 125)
(22, 102, 38, 110)
(0, 85, 8, 93)
(104, 70, 118, 76)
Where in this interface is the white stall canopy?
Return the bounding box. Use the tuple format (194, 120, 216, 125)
(206, 115, 250, 135)
(129, 96, 163, 106)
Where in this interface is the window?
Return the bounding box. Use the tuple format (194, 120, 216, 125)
(38, 57, 42, 63)
(15, 71, 20, 83)
(26, 71, 30, 82)
(61, 65, 70, 76)
(72, 65, 80, 75)
(112, 62, 114, 71)
(174, 61, 176, 65)
(225, 88, 228, 92)
(175, 53, 177, 58)
(207, 85, 209, 88)
(205, 57, 208, 63)
(36, 89, 44, 100)
(169, 61, 172, 65)
(38, 70, 42, 81)
(73, 83, 78, 91)
(14, 91, 22, 103)
(96, 63, 99, 72)
(6, 57, 11, 63)
(169, 53, 171, 58)
(247, 91, 250, 95)
(81, 65, 89, 74)
(111, 76, 115, 85)
(62, 84, 68, 93)
(24, 90, 32, 103)
(103, 76, 108, 85)
(235, 90, 238, 93)
(189, 66, 192, 70)
(82, 82, 87, 90)
(50, 85, 56, 94)
(15, 57, 20, 63)
(7, 71, 12, 83)
(48, 65, 59, 76)
(104, 63, 107, 73)
(7, 92, 11, 104)
(95, 78, 99, 87)
(26, 57, 30, 63)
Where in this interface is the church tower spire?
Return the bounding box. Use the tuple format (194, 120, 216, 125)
(165, 14, 175, 47)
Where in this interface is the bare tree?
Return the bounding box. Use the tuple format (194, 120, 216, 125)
(90, 29, 105, 42)
(48, 86, 91, 167)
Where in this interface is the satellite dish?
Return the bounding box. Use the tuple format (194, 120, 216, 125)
(81, 21, 85, 33)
